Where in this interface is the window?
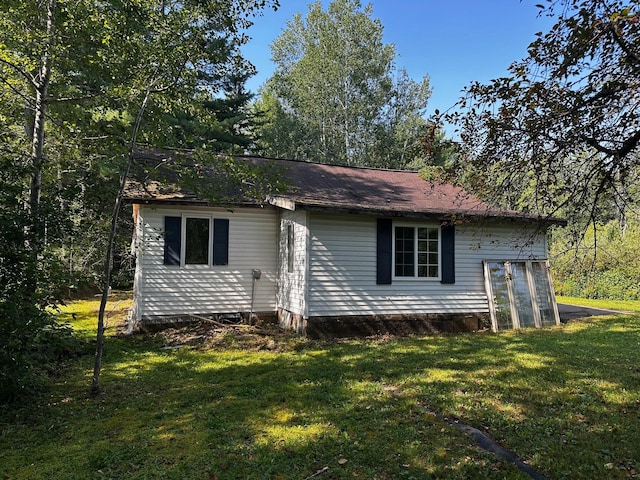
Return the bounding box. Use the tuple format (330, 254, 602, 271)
(185, 217, 210, 265)
(163, 215, 229, 266)
(377, 219, 453, 285)
(394, 225, 439, 278)
(287, 223, 294, 273)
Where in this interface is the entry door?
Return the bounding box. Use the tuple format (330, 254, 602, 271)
(483, 260, 560, 331)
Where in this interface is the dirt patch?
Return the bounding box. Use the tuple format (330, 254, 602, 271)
(305, 313, 486, 339)
(154, 321, 307, 352)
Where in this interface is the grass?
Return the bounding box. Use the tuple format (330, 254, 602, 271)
(1, 296, 639, 479)
(557, 295, 640, 313)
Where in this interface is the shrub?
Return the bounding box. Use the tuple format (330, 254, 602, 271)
(0, 298, 83, 403)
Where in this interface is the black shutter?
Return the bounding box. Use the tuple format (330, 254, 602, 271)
(213, 218, 229, 265)
(441, 224, 455, 284)
(164, 216, 181, 265)
(376, 218, 392, 285)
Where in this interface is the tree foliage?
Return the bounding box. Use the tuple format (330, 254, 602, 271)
(256, 0, 433, 168)
(0, 0, 277, 400)
(444, 0, 640, 227)
(552, 214, 640, 299)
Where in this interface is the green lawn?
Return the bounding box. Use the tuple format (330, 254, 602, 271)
(557, 295, 640, 313)
(1, 296, 639, 479)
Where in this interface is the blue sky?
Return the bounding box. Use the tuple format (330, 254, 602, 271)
(242, 1, 555, 117)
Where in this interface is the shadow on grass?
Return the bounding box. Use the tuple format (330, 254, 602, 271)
(2, 314, 639, 480)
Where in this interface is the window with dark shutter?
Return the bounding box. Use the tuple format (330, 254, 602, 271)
(163, 216, 181, 265)
(213, 218, 229, 265)
(376, 219, 392, 284)
(164, 215, 229, 267)
(440, 224, 455, 284)
(394, 226, 439, 278)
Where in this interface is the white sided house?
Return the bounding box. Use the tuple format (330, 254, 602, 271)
(126, 152, 565, 337)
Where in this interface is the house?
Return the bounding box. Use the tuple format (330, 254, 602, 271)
(126, 150, 565, 337)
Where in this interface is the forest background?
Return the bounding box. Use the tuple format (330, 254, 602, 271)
(1, 0, 639, 400)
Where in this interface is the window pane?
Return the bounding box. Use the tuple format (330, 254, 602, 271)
(185, 217, 209, 264)
(417, 231, 437, 276)
(531, 262, 557, 326)
(395, 227, 414, 276)
(487, 262, 514, 330)
(396, 225, 439, 278)
(510, 262, 536, 328)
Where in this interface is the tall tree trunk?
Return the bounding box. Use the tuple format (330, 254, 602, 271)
(26, 0, 56, 295)
(91, 90, 152, 395)
(29, 0, 57, 207)
(31, 1, 56, 199)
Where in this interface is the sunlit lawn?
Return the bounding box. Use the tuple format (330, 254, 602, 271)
(1, 295, 639, 479)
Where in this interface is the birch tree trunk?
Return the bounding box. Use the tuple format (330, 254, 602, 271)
(91, 90, 152, 395)
(27, 0, 56, 257)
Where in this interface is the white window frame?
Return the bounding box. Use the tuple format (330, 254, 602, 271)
(392, 222, 441, 281)
(180, 214, 213, 267)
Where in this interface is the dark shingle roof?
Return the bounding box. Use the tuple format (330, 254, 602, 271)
(125, 151, 565, 225)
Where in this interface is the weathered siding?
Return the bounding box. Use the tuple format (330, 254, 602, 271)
(306, 214, 547, 317)
(276, 209, 308, 316)
(136, 205, 278, 319)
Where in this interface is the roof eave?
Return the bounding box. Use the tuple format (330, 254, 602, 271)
(279, 200, 567, 226)
(125, 194, 567, 228)
(125, 196, 265, 208)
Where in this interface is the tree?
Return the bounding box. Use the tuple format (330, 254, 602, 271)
(0, 0, 279, 399)
(374, 69, 433, 169)
(80, 0, 280, 395)
(444, 0, 640, 227)
(256, 0, 431, 168)
(163, 56, 260, 153)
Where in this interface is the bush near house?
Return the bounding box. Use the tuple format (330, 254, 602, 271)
(1, 295, 639, 479)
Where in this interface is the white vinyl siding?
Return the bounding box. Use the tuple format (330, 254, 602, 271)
(135, 205, 278, 318)
(133, 205, 550, 323)
(277, 210, 308, 316)
(306, 214, 547, 317)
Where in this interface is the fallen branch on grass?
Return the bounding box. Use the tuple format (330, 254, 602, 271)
(423, 405, 548, 480)
(302, 466, 329, 480)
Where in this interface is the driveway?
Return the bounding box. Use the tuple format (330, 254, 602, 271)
(557, 303, 630, 323)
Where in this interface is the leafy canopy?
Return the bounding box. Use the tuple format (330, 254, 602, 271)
(256, 0, 433, 168)
(0, 0, 278, 400)
(444, 0, 640, 225)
